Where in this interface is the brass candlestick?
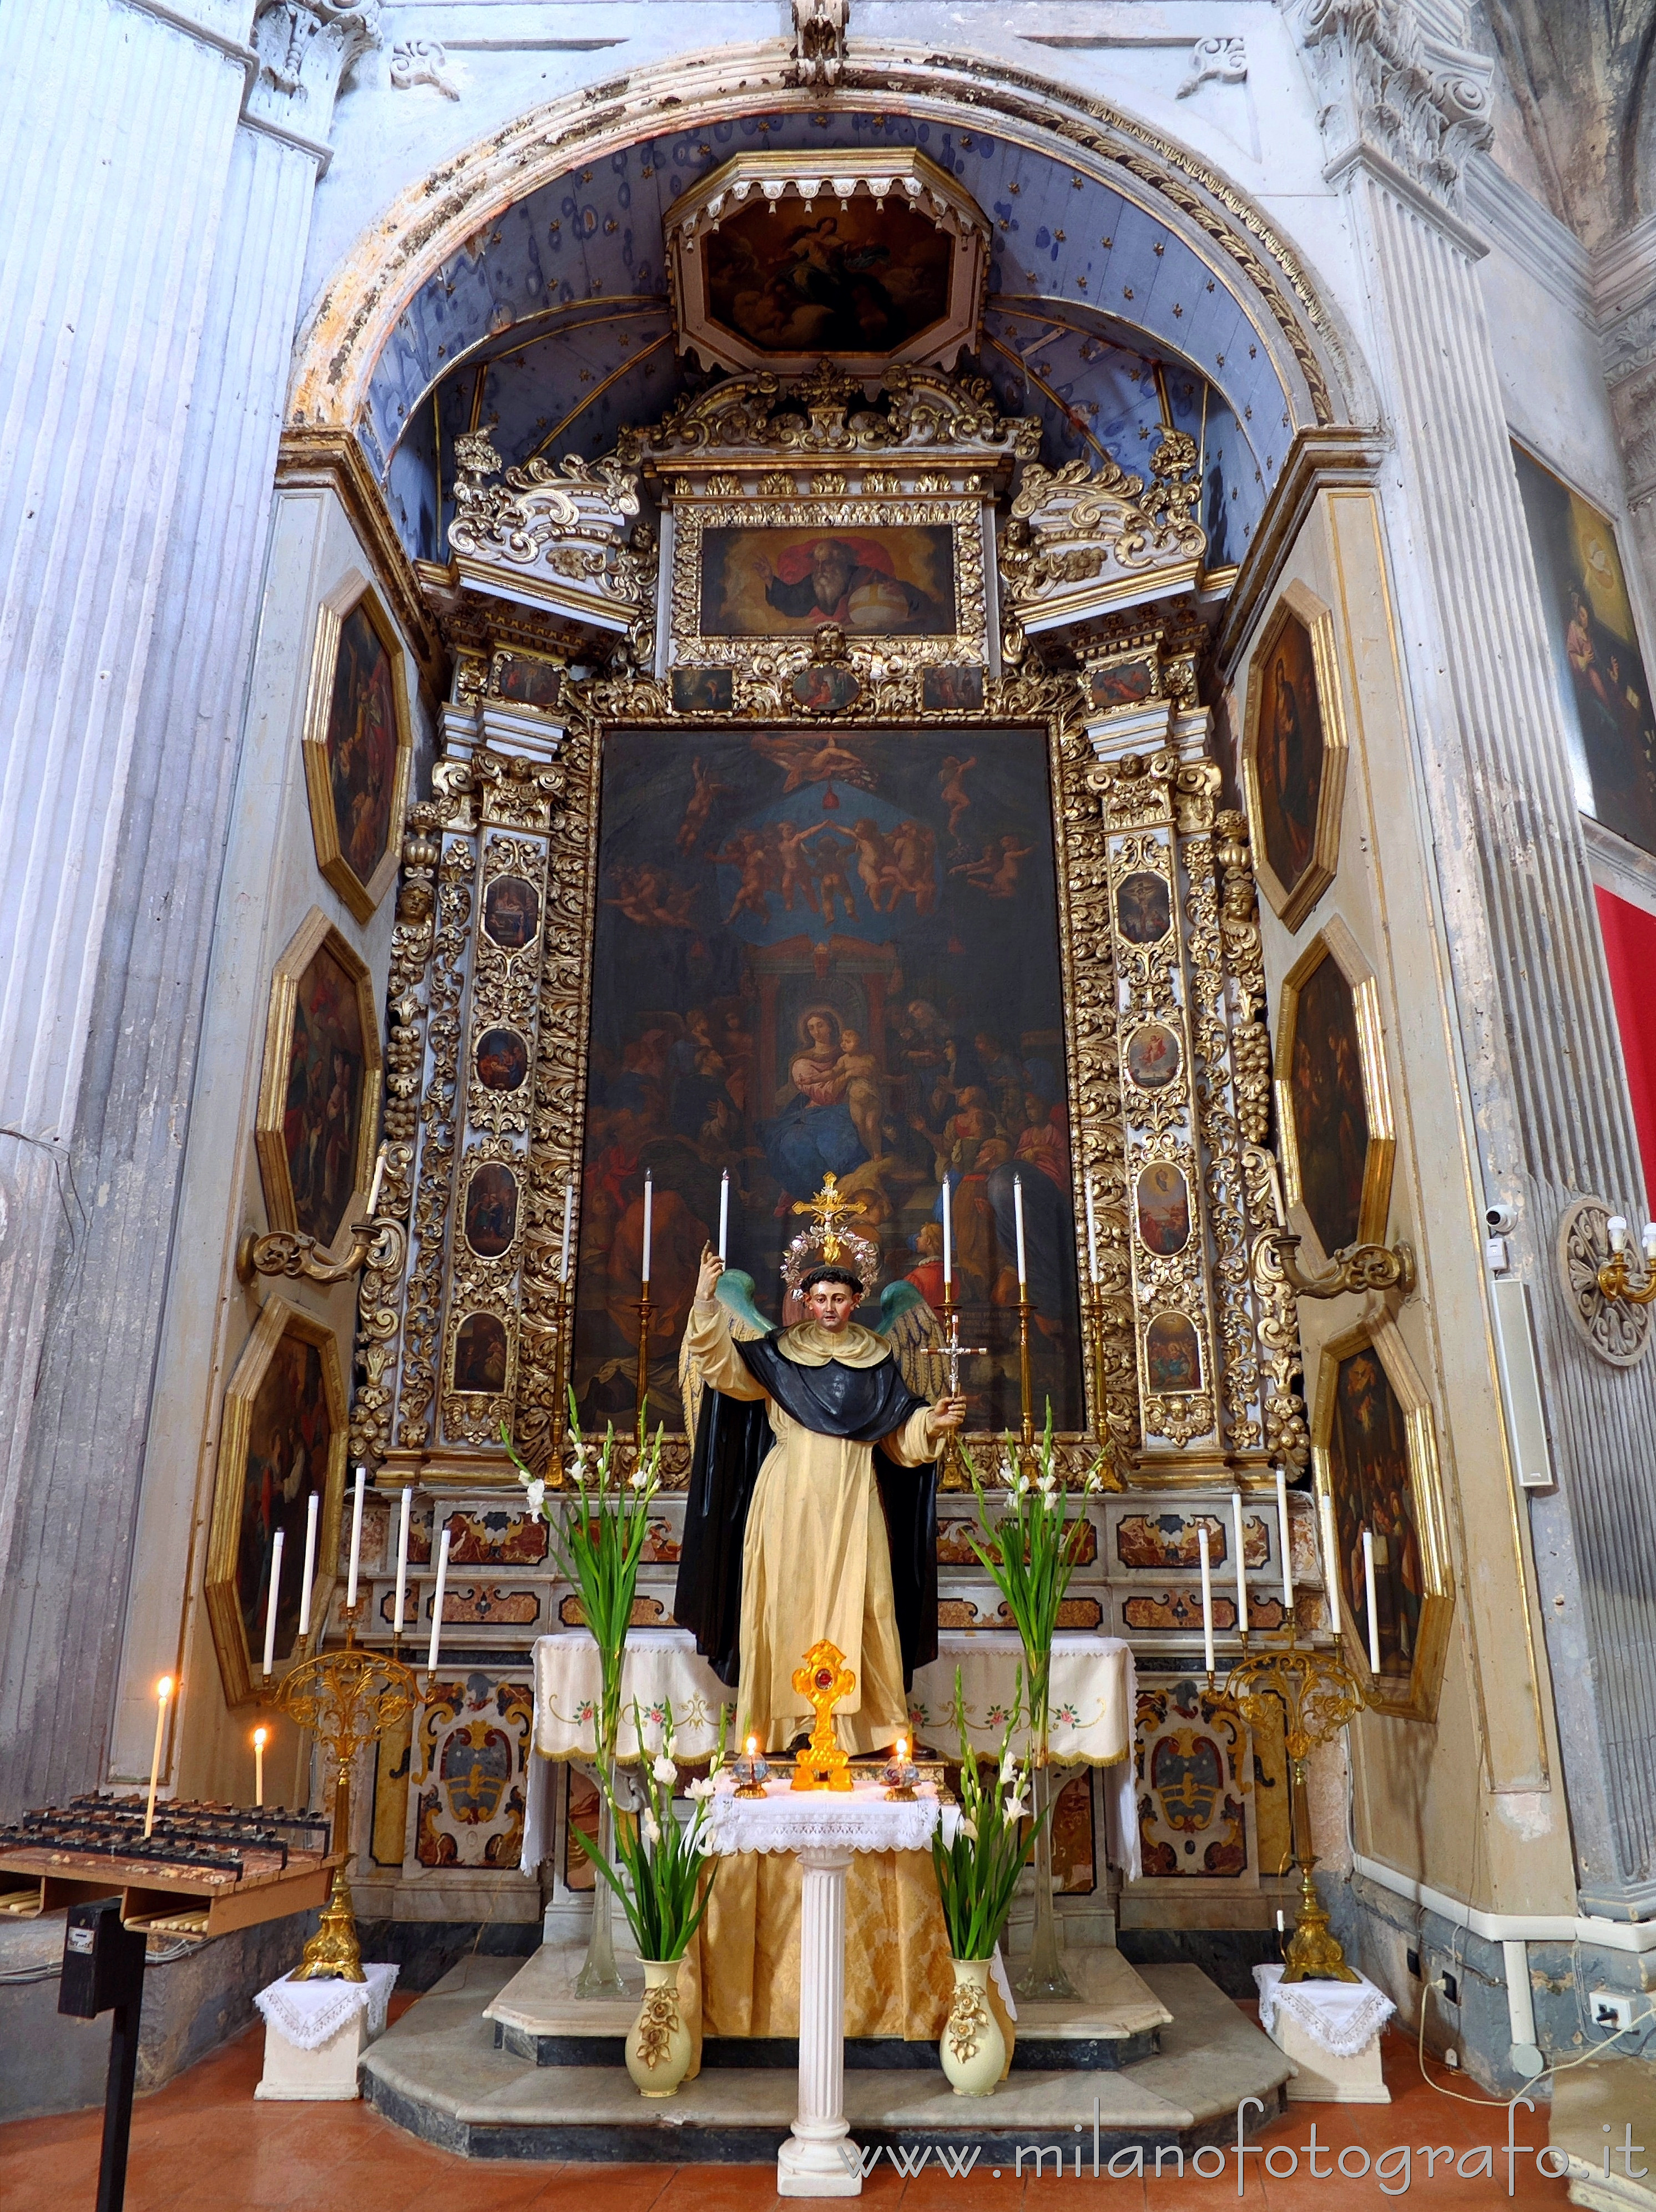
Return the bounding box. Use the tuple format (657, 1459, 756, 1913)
(1221, 1634, 1364, 1983)
(275, 1604, 418, 1982)
(1016, 1289, 1035, 1452)
(1598, 1218, 1656, 1305)
(635, 1288, 653, 1446)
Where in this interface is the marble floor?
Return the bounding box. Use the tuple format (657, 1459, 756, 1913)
(0, 1983, 1578, 2207)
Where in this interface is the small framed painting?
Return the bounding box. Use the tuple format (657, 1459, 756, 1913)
(301, 573, 413, 923)
(1312, 1314, 1452, 1720)
(1274, 917, 1395, 1267)
(205, 1296, 348, 1708)
(255, 907, 385, 1262)
(1241, 580, 1349, 932)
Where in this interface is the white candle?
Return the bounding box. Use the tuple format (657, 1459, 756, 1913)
(560, 1183, 574, 1284)
(261, 1529, 285, 1677)
(393, 1486, 412, 1636)
(1276, 1467, 1294, 1615)
(1198, 1522, 1216, 1676)
(346, 1465, 366, 1612)
(1320, 1494, 1342, 1638)
(1363, 1528, 1381, 1674)
(366, 1142, 387, 1218)
(941, 1175, 952, 1290)
(297, 1490, 319, 1638)
(253, 1725, 267, 1809)
(1231, 1490, 1249, 1637)
(718, 1170, 730, 1262)
(1644, 1220, 1656, 1262)
(641, 1173, 653, 1285)
(1013, 1173, 1027, 1291)
(144, 1676, 174, 1839)
(427, 1527, 452, 1674)
(1608, 1215, 1629, 1254)
(1085, 1174, 1099, 1285)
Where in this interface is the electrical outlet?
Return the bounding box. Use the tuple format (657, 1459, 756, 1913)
(1407, 1948, 1422, 1979)
(1440, 1971, 1460, 2006)
(1592, 1991, 1633, 2033)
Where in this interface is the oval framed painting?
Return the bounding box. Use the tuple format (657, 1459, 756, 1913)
(1241, 579, 1349, 933)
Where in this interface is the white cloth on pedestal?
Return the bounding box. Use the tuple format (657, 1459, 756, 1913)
(254, 1962, 398, 2050)
(1254, 1963, 1396, 2056)
(704, 1775, 942, 1857)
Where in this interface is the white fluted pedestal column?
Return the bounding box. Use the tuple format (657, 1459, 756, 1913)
(777, 1844, 860, 2198)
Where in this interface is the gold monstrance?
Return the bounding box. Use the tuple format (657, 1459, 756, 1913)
(791, 1639, 856, 1793)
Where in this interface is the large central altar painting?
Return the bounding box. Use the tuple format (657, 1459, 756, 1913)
(572, 727, 1084, 1436)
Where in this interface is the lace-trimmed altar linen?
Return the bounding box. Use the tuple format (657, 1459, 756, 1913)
(1254, 1963, 1396, 2057)
(254, 1962, 398, 2050)
(531, 1628, 728, 1762)
(704, 1774, 943, 1857)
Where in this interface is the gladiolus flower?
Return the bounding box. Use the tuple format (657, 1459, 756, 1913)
(960, 1816, 978, 1842)
(998, 1750, 1016, 1785)
(525, 1478, 546, 1515)
(629, 1465, 649, 1490)
(1004, 1791, 1028, 1823)
(687, 1776, 718, 1800)
(641, 1811, 661, 1845)
(652, 1755, 677, 1785)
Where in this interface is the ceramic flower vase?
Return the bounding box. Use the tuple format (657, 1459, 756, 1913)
(626, 1958, 693, 2098)
(940, 1957, 1005, 2096)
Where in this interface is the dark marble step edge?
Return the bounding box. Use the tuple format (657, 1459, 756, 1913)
(496, 2022, 1157, 2071)
(362, 2068, 1282, 2165)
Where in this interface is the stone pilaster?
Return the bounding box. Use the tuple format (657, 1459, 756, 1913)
(1291, 0, 1656, 1913)
(0, 1, 378, 1818)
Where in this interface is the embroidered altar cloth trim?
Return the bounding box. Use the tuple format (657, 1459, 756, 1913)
(1254, 1964, 1396, 2057)
(254, 1962, 398, 2050)
(532, 1629, 728, 1762)
(704, 1774, 943, 1856)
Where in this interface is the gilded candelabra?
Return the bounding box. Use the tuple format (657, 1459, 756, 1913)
(1219, 1634, 1365, 1983)
(239, 1213, 406, 1288)
(1254, 1227, 1414, 1303)
(1598, 1217, 1656, 1305)
(274, 1608, 419, 1981)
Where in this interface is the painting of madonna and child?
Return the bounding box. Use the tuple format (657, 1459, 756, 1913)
(570, 727, 1085, 1436)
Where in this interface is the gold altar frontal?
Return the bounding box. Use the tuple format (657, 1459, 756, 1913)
(676, 1849, 1014, 2077)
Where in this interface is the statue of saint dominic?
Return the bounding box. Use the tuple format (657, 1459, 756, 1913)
(673, 1224, 965, 1754)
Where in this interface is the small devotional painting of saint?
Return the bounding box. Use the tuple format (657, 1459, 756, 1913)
(325, 604, 401, 894)
(235, 1330, 332, 1669)
(1136, 1161, 1191, 1256)
(1125, 1022, 1182, 1091)
(1256, 611, 1325, 897)
(453, 1310, 509, 1396)
(483, 877, 541, 953)
(465, 1163, 519, 1259)
(281, 942, 368, 1246)
(476, 1027, 529, 1093)
(1327, 1346, 1423, 1677)
(700, 526, 956, 640)
(704, 197, 952, 357)
(1115, 870, 1172, 945)
(1145, 1312, 1201, 1394)
(1287, 949, 1371, 1258)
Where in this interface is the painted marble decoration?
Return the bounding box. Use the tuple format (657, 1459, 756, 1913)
(325, 605, 400, 892)
(1287, 950, 1369, 1258)
(1115, 1512, 1229, 1570)
(1253, 605, 1326, 902)
(1135, 1682, 1248, 1879)
(705, 196, 952, 356)
(699, 525, 956, 638)
(414, 1677, 532, 1870)
(571, 725, 1084, 1435)
(282, 940, 368, 1246)
(1514, 443, 1656, 858)
(444, 1509, 548, 1565)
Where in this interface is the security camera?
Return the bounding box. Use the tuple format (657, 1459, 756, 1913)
(1486, 1204, 1517, 1236)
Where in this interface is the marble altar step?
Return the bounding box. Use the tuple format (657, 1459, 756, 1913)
(483, 1935, 1171, 2071)
(361, 1956, 1294, 2164)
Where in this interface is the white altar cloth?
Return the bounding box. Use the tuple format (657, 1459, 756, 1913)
(523, 1627, 1140, 1879)
(1254, 1963, 1396, 2056)
(254, 1962, 398, 2050)
(705, 1774, 942, 1857)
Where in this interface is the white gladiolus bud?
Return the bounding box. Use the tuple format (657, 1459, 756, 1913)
(641, 1811, 661, 1845)
(1005, 1791, 1028, 1823)
(960, 1816, 978, 1841)
(652, 1755, 677, 1785)
(629, 1465, 649, 1490)
(998, 1751, 1016, 1785)
(526, 1478, 546, 1515)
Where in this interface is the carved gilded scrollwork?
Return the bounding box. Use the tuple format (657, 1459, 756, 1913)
(1244, 1143, 1311, 1471)
(1000, 433, 1208, 633)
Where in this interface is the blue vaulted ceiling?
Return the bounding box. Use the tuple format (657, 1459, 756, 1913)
(373, 108, 1288, 568)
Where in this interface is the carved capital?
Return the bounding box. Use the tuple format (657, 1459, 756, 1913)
(250, 0, 381, 119)
(1294, 0, 1494, 206)
(791, 0, 847, 87)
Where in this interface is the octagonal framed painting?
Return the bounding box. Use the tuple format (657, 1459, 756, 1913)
(301, 570, 413, 922)
(1273, 917, 1395, 1268)
(254, 907, 385, 1266)
(1241, 579, 1349, 933)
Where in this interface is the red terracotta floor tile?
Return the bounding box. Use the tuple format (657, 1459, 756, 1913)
(524, 2162, 677, 2209)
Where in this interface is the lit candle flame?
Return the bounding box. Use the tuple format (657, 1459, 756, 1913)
(896, 1737, 908, 1763)
(156, 1675, 174, 1701)
(745, 1735, 758, 1758)
(253, 1725, 269, 1748)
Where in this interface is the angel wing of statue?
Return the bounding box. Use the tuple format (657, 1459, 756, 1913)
(679, 1267, 772, 1442)
(879, 1278, 948, 1402)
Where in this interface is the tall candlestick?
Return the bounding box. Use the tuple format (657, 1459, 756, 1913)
(1275, 1467, 1294, 1615)
(941, 1175, 952, 1290)
(1230, 1491, 1248, 1637)
(1013, 1173, 1027, 1291)
(253, 1725, 267, 1809)
(261, 1529, 285, 1678)
(718, 1170, 730, 1262)
(427, 1527, 452, 1675)
(1320, 1493, 1342, 1638)
(1362, 1528, 1381, 1674)
(1085, 1174, 1099, 1285)
(297, 1491, 319, 1637)
(1198, 1522, 1215, 1676)
(346, 1465, 366, 1612)
(393, 1486, 412, 1636)
(366, 1141, 387, 1218)
(641, 1172, 653, 1284)
(560, 1183, 574, 1284)
(144, 1676, 174, 1839)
